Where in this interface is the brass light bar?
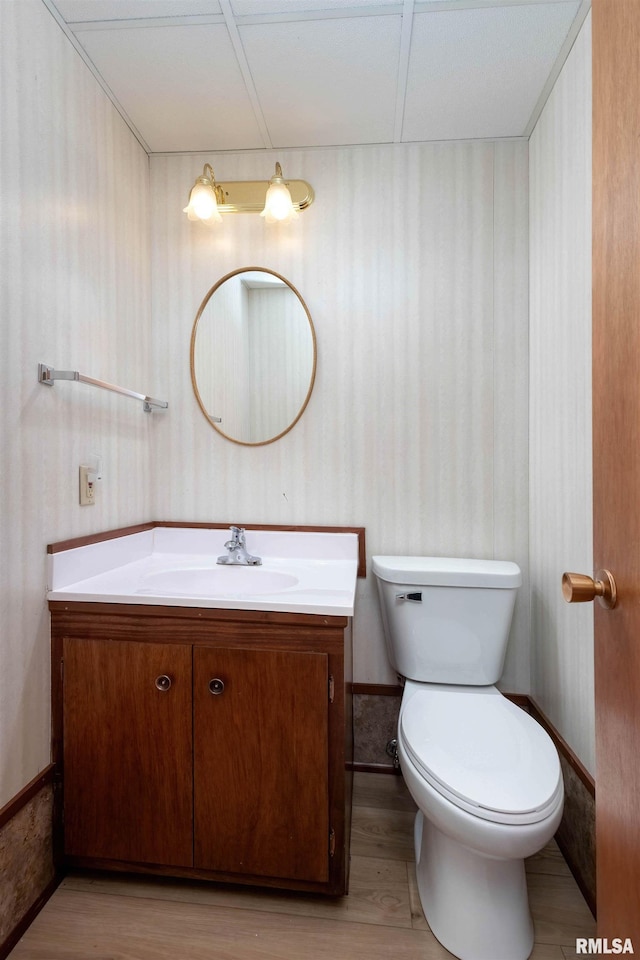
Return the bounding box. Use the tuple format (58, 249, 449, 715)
(183, 162, 314, 223)
(215, 177, 314, 214)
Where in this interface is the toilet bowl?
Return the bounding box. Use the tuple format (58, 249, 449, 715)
(399, 681, 563, 960)
(371, 556, 564, 960)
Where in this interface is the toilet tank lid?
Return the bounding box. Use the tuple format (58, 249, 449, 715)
(371, 556, 522, 588)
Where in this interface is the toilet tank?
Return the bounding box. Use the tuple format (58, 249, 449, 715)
(371, 556, 522, 685)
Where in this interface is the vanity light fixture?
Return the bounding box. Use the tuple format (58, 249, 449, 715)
(260, 163, 298, 223)
(183, 163, 224, 224)
(183, 162, 314, 226)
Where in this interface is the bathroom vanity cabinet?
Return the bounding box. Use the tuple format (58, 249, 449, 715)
(50, 602, 353, 895)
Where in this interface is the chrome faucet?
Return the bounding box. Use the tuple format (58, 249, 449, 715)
(217, 526, 262, 566)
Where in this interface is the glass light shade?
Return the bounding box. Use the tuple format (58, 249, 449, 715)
(260, 181, 299, 224)
(183, 182, 222, 223)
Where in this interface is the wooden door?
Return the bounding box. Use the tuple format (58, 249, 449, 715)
(193, 646, 330, 882)
(63, 638, 193, 866)
(592, 0, 640, 938)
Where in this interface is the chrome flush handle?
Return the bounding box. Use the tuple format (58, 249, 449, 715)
(396, 592, 422, 602)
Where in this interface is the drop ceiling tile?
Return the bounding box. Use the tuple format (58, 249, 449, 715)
(231, 0, 400, 15)
(239, 14, 401, 147)
(77, 24, 264, 151)
(54, 1, 222, 22)
(402, 1, 581, 141)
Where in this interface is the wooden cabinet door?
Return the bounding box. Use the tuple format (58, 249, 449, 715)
(63, 638, 193, 866)
(193, 646, 330, 883)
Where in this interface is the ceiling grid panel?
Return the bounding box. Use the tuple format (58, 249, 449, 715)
(220, 0, 273, 148)
(394, 0, 416, 142)
(46, 0, 588, 152)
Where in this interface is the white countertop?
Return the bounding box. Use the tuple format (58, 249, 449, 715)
(47, 527, 359, 617)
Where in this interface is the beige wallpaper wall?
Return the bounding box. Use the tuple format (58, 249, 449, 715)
(0, 0, 154, 807)
(6, 0, 593, 808)
(529, 14, 594, 773)
(150, 139, 530, 689)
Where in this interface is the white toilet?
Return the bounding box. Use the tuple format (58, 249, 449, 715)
(372, 556, 564, 960)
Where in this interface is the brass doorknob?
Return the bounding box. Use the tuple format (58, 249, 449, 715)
(561, 570, 617, 609)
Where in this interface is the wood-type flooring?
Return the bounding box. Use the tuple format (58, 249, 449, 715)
(9, 773, 595, 959)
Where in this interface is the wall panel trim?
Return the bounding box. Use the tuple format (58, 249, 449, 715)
(0, 877, 59, 960)
(0, 764, 55, 830)
(0, 765, 59, 960)
(529, 697, 595, 797)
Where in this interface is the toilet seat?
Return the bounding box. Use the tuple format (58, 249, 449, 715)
(400, 686, 563, 826)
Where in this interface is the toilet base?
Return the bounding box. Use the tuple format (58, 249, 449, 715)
(414, 811, 534, 960)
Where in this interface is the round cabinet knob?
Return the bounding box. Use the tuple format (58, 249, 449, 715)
(155, 674, 172, 691)
(209, 678, 225, 696)
(562, 570, 617, 609)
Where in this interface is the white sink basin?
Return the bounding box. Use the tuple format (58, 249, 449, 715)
(47, 526, 360, 616)
(138, 567, 298, 597)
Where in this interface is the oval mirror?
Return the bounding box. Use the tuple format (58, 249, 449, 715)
(190, 268, 317, 446)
